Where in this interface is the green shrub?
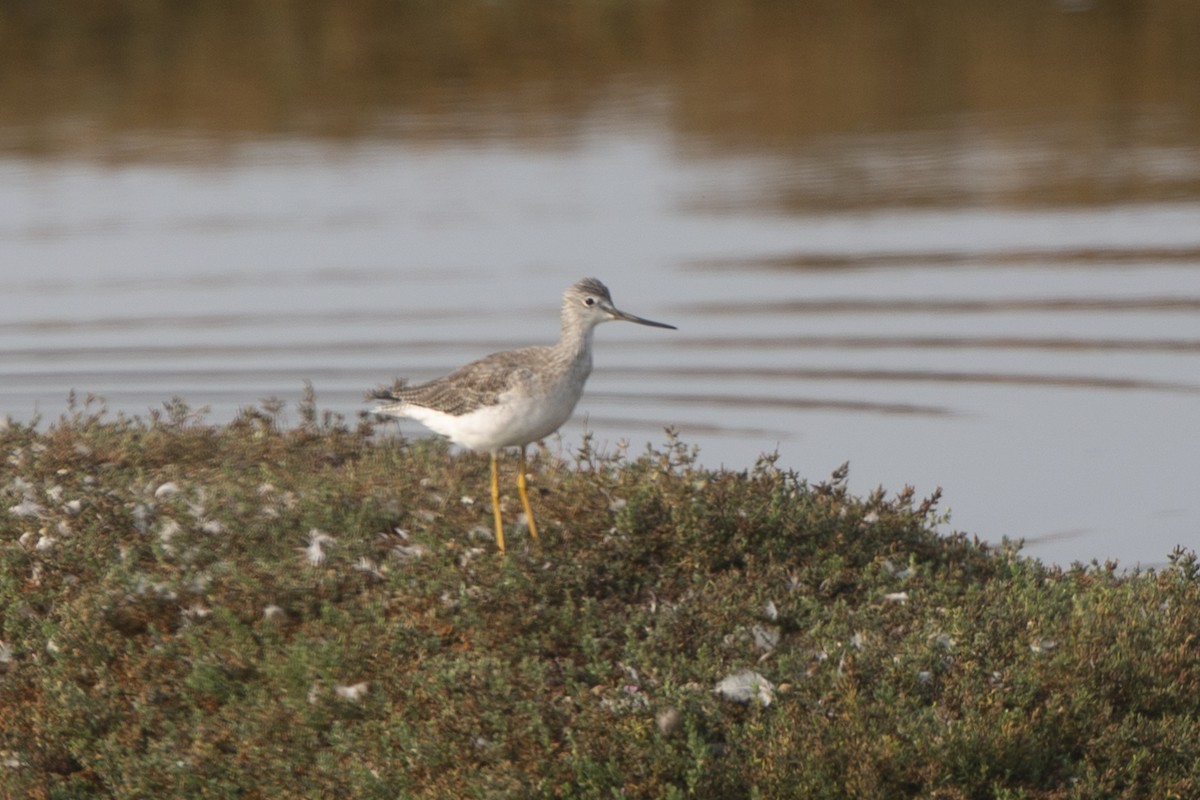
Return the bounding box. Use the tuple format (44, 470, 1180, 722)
(2, 403, 1199, 798)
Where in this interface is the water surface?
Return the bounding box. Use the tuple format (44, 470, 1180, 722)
(3, 2, 1199, 567)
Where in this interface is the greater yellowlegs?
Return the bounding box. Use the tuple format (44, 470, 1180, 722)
(370, 278, 675, 554)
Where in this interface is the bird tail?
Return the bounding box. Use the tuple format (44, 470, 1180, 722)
(364, 379, 409, 403)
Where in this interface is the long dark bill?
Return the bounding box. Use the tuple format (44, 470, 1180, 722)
(610, 308, 677, 330)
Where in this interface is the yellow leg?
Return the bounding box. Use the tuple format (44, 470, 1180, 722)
(490, 452, 505, 554)
(517, 447, 540, 542)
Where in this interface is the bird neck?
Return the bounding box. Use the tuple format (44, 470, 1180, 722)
(557, 316, 596, 364)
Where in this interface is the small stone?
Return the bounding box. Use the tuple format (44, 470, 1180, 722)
(763, 600, 779, 621)
(752, 624, 780, 653)
(8, 501, 44, 520)
(656, 708, 682, 735)
(183, 604, 212, 621)
(1030, 637, 1058, 654)
(335, 682, 369, 703)
(714, 669, 775, 707)
(392, 544, 427, 561)
(154, 482, 181, 500)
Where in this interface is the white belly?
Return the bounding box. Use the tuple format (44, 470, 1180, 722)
(397, 380, 583, 453)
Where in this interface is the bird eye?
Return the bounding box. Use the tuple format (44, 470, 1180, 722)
(584, 297, 596, 306)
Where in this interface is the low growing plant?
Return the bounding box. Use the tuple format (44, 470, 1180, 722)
(1, 400, 1198, 798)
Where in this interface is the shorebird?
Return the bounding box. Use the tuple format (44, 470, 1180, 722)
(369, 278, 676, 554)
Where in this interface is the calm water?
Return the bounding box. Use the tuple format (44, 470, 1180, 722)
(3, 3, 1199, 567)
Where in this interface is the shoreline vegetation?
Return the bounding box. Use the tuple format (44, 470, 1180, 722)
(2, 393, 1199, 797)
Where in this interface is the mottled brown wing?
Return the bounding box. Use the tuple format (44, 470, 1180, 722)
(371, 350, 538, 417)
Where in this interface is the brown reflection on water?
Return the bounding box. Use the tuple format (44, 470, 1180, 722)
(573, 391, 949, 417)
(7, 332, 1196, 364)
(0, 310, 494, 336)
(574, 416, 788, 441)
(669, 335, 1200, 354)
(2, 1, 1198, 207)
(683, 296, 1200, 315)
(604, 367, 1200, 396)
(692, 247, 1200, 272)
